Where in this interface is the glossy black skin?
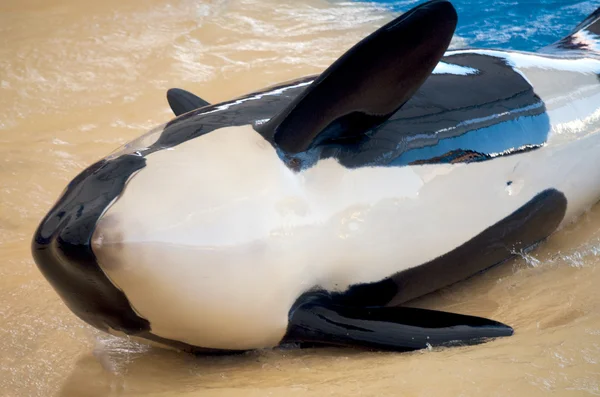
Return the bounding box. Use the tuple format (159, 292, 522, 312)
(284, 290, 515, 352)
(149, 52, 550, 169)
(262, 0, 457, 155)
(32, 157, 148, 334)
(32, 1, 599, 353)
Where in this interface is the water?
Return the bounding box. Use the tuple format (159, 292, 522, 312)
(367, 0, 598, 50)
(1, 0, 600, 396)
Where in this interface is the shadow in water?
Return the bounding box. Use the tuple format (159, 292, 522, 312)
(58, 337, 373, 396)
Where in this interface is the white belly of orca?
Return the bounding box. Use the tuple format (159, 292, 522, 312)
(92, 117, 600, 349)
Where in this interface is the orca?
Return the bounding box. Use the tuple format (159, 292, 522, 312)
(32, 0, 600, 354)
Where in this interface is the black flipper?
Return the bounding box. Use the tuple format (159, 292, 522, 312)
(282, 294, 513, 352)
(258, 0, 457, 154)
(539, 6, 600, 53)
(166, 88, 210, 116)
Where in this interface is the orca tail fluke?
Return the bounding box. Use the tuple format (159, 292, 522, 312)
(539, 6, 600, 54)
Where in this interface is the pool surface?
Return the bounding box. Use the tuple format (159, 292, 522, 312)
(364, 0, 598, 50)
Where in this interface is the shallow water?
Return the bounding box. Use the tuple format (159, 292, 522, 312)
(1, 0, 600, 396)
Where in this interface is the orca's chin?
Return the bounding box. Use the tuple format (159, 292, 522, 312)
(31, 156, 150, 335)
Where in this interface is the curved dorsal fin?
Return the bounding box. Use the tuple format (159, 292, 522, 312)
(166, 88, 210, 116)
(259, 0, 458, 154)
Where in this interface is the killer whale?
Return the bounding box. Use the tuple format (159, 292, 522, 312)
(32, 0, 600, 353)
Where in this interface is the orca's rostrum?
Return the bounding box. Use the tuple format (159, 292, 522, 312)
(32, 0, 600, 353)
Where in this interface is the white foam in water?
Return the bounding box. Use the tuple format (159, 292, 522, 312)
(511, 247, 542, 268)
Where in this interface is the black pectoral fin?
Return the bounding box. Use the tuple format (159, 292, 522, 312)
(283, 298, 513, 352)
(259, 0, 457, 154)
(167, 88, 210, 116)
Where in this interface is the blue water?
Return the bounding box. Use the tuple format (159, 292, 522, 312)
(363, 0, 598, 51)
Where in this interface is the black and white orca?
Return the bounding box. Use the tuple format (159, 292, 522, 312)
(32, 0, 600, 353)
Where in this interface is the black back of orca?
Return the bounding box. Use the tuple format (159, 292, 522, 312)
(148, 51, 549, 167)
